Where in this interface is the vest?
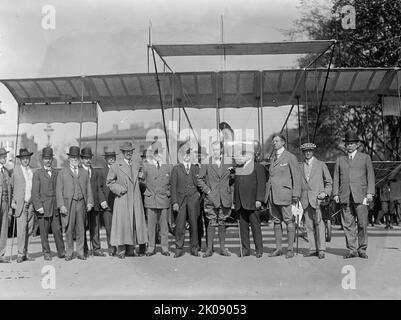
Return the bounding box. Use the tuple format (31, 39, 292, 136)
(72, 174, 83, 201)
(183, 169, 197, 195)
(1, 171, 9, 202)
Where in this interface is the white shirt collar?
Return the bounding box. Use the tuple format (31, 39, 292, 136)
(305, 157, 314, 165)
(348, 150, 357, 159)
(0, 164, 3, 169)
(276, 147, 285, 155)
(82, 164, 90, 170)
(124, 158, 130, 166)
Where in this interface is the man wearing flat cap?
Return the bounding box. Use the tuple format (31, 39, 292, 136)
(106, 142, 147, 259)
(299, 143, 332, 259)
(32, 147, 65, 261)
(56, 146, 94, 261)
(0, 148, 12, 263)
(97, 151, 117, 256)
(80, 147, 105, 257)
(333, 131, 375, 259)
(11, 148, 36, 263)
(171, 139, 201, 258)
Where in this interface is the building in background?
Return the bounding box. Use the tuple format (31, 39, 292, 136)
(0, 133, 39, 169)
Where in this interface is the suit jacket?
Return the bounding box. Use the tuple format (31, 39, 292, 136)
(32, 167, 59, 218)
(56, 166, 93, 228)
(11, 165, 36, 217)
(333, 151, 375, 204)
(170, 163, 200, 207)
(142, 162, 172, 209)
(265, 149, 302, 206)
(197, 159, 234, 209)
(97, 166, 115, 211)
(81, 166, 101, 211)
(234, 161, 266, 211)
(300, 158, 332, 209)
(0, 166, 12, 207)
(389, 171, 401, 201)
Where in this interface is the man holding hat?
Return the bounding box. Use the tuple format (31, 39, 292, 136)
(299, 142, 332, 259)
(56, 146, 94, 261)
(11, 148, 36, 263)
(97, 151, 117, 256)
(0, 148, 11, 263)
(171, 139, 201, 258)
(106, 142, 147, 259)
(333, 131, 375, 259)
(80, 147, 105, 257)
(32, 147, 65, 261)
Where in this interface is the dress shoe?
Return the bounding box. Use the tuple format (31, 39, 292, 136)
(241, 251, 251, 257)
(358, 252, 368, 259)
(117, 253, 125, 259)
(146, 251, 156, 257)
(24, 256, 35, 262)
(136, 252, 145, 257)
(303, 251, 318, 257)
(108, 249, 116, 257)
(16, 256, 24, 263)
(343, 252, 358, 259)
(174, 250, 184, 258)
(255, 252, 263, 258)
(65, 255, 73, 261)
(202, 250, 213, 258)
(190, 250, 200, 257)
(44, 253, 52, 261)
(318, 252, 325, 259)
(0, 257, 11, 263)
(285, 250, 295, 259)
(268, 249, 283, 257)
(161, 251, 171, 257)
(58, 253, 66, 259)
(93, 250, 106, 257)
(220, 249, 231, 256)
(77, 255, 87, 260)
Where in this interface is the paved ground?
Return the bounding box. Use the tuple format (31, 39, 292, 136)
(0, 224, 400, 299)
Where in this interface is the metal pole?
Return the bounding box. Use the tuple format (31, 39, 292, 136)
(260, 74, 265, 158)
(94, 103, 99, 166)
(380, 95, 386, 160)
(297, 96, 302, 148)
(305, 71, 310, 142)
(257, 97, 261, 142)
(79, 78, 84, 148)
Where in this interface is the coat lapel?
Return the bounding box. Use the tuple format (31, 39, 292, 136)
(274, 150, 287, 167)
(118, 159, 133, 182)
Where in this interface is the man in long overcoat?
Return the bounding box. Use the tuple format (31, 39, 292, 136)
(106, 142, 147, 259)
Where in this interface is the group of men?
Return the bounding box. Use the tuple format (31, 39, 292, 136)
(0, 128, 376, 263)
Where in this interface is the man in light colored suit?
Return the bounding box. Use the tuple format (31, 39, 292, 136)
(56, 146, 94, 261)
(333, 132, 375, 259)
(265, 133, 301, 259)
(299, 143, 332, 259)
(0, 148, 12, 263)
(11, 148, 36, 263)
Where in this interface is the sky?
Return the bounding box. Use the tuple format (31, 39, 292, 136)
(0, 0, 312, 151)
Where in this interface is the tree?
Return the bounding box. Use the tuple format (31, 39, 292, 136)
(282, 0, 401, 161)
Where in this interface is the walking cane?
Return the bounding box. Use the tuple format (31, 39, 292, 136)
(9, 212, 16, 262)
(296, 215, 299, 255)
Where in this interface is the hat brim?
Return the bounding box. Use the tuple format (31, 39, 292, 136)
(16, 152, 34, 158)
(66, 153, 80, 157)
(120, 148, 135, 151)
(343, 139, 359, 143)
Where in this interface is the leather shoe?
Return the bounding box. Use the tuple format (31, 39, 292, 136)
(256, 252, 263, 258)
(117, 253, 125, 259)
(202, 250, 213, 258)
(303, 251, 318, 257)
(241, 250, 251, 257)
(318, 252, 325, 259)
(65, 255, 73, 261)
(24, 255, 35, 262)
(161, 251, 171, 256)
(343, 252, 358, 259)
(77, 255, 87, 260)
(93, 250, 106, 257)
(268, 249, 283, 257)
(108, 249, 116, 257)
(0, 257, 11, 263)
(358, 252, 368, 259)
(58, 253, 66, 259)
(190, 250, 200, 257)
(174, 250, 184, 258)
(44, 253, 52, 261)
(285, 250, 295, 259)
(146, 251, 156, 257)
(220, 249, 231, 256)
(16, 256, 24, 263)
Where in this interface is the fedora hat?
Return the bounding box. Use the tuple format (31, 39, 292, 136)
(42, 147, 54, 158)
(80, 147, 93, 158)
(120, 142, 135, 151)
(343, 131, 359, 143)
(67, 146, 80, 157)
(16, 148, 33, 158)
(0, 148, 9, 157)
(300, 142, 317, 151)
(103, 151, 117, 158)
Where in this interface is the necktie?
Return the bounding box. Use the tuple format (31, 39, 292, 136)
(46, 168, 51, 177)
(186, 164, 190, 174)
(349, 155, 353, 161)
(74, 167, 78, 176)
(157, 161, 160, 170)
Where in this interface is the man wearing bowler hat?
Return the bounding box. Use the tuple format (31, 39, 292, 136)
(11, 148, 36, 263)
(299, 142, 332, 259)
(97, 151, 117, 256)
(56, 146, 94, 261)
(107, 142, 147, 258)
(32, 147, 65, 261)
(80, 147, 105, 257)
(333, 131, 375, 259)
(0, 148, 12, 263)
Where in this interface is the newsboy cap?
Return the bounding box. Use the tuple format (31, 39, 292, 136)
(300, 142, 317, 151)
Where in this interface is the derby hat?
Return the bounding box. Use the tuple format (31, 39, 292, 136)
(42, 147, 54, 158)
(80, 147, 93, 158)
(16, 148, 33, 158)
(0, 148, 9, 157)
(103, 151, 117, 158)
(67, 146, 80, 157)
(300, 142, 317, 151)
(120, 142, 135, 151)
(343, 131, 359, 143)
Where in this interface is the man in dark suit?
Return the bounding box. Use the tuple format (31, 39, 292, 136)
(299, 143, 332, 259)
(233, 146, 266, 258)
(0, 148, 11, 263)
(265, 133, 301, 259)
(56, 146, 94, 261)
(171, 140, 201, 258)
(32, 147, 65, 261)
(80, 147, 105, 257)
(97, 151, 117, 256)
(333, 131, 375, 259)
(198, 140, 234, 258)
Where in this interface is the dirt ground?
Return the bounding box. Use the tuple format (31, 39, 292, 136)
(0, 224, 400, 300)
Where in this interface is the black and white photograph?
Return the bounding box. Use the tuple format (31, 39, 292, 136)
(0, 0, 401, 302)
